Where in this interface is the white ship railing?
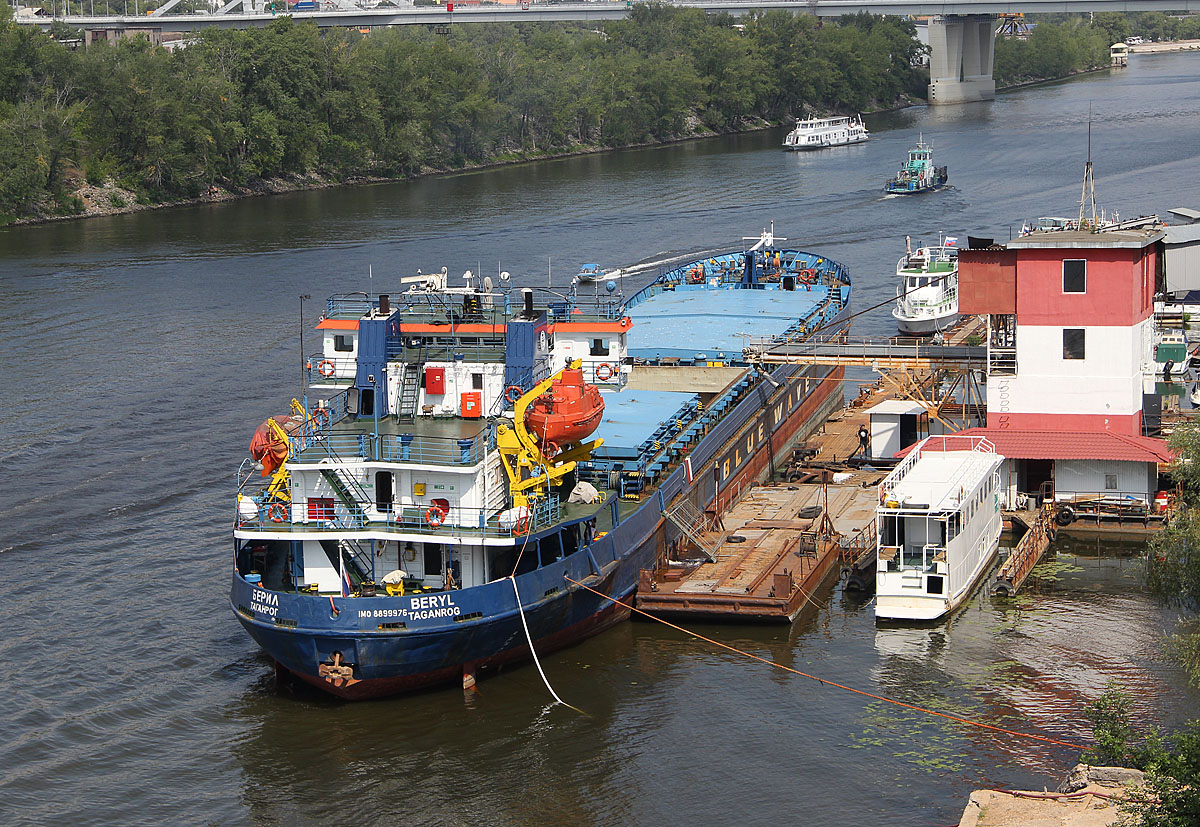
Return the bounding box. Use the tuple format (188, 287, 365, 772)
(880, 434, 996, 506)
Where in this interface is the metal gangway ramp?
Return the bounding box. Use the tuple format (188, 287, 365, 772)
(745, 335, 987, 370)
(662, 497, 721, 563)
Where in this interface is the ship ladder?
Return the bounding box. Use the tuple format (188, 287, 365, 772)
(661, 497, 721, 563)
(395, 363, 422, 421)
(319, 468, 370, 528)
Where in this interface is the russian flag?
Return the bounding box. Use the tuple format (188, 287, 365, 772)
(944, 236, 958, 247)
(341, 567, 352, 598)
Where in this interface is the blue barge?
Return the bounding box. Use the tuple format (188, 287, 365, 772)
(231, 228, 853, 699)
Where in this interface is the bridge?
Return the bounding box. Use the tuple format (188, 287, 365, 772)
(745, 336, 987, 370)
(23, 0, 1200, 105)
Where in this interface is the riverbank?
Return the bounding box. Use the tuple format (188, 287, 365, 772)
(11, 104, 925, 227)
(1130, 39, 1200, 53)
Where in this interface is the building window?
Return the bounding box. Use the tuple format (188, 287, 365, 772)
(1063, 328, 1086, 360)
(472, 373, 483, 390)
(1105, 473, 1118, 490)
(333, 334, 354, 352)
(1063, 260, 1086, 293)
(590, 338, 610, 356)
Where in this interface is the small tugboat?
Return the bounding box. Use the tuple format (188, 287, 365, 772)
(782, 114, 869, 150)
(892, 236, 959, 335)
(884, 137, 948, 195)
(875, 435, 1003, 622)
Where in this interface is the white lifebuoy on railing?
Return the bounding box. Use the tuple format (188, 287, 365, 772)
(425, 506, 445, 529)
(595, 362, 615, 381)
(317, 360, 336, 378)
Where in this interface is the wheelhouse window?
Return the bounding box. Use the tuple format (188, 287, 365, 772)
(333, 334, 355, 352)
(1063, 260, 1086, 293)
(590, 338, 610, 356)
(1063, 328, 1086, 360)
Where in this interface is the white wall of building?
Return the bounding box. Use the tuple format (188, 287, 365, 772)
(990, 319, 1152, 419)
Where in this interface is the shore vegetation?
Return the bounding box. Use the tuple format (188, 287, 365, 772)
(0, 5, 927, 223)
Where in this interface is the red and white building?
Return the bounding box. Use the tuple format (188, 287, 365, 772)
(954, 226, 1172, 507)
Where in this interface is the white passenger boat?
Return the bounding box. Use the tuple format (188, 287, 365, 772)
(892, 238, 959, 335)
(782, 114, 868, 150)
(875, 435, 1003, 622)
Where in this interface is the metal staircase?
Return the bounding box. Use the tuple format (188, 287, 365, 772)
(320, 468, 369, 528)
(395, 362, 421, 420)
(662, 497, 721, 563)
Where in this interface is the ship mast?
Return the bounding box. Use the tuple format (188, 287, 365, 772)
(1078, 109, 1098, 230)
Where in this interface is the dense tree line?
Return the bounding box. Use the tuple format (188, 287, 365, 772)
(0, 5, 927, 222)
(993, 18, 1112, 87)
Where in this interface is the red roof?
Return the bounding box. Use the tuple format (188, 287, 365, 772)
(899, 428, 1173, 464)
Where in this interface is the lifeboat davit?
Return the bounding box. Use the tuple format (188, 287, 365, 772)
(525, 368, 605, 452)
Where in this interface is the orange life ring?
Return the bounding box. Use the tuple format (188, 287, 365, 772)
(311, 407, 330, 425)
(317, 360, 336, 378)
(268, 503, 288, 523)
(425, 506, 444, 529)
(595, 362, 615, 381)
(505, 384, 524, 404)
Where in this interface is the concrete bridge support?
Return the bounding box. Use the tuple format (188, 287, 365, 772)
(928, 15, 996, 105)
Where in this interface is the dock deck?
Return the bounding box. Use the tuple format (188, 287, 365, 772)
(637, 483, 877, 621)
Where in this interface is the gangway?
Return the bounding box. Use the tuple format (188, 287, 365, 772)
(745, 336, 986, 371)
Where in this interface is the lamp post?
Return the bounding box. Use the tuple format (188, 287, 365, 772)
(300, 293, 312, 399)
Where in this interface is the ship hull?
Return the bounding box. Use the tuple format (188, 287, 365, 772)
(894, 309, 960, 336)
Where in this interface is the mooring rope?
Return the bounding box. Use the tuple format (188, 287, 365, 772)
(564, 575, 1088, 751)
(510, 575, 586, 715)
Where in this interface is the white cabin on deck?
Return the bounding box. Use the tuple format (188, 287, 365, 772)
(316, 318, 359, 382)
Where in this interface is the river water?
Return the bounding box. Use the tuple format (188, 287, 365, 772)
(3, 52, 1200, 826)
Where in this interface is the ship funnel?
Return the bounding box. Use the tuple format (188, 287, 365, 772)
(522, 288, 534, 318)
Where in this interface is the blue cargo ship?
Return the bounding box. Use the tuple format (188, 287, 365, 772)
(230, 228, 852, 699)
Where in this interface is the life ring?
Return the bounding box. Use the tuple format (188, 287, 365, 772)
(505, 385, 524, 404)
(268, 503, 288, 523)
(595, 362, 615, 381)
(311, 407, 330, 425)
(425, 506, 444, 529)
(317, 360, 336, 378)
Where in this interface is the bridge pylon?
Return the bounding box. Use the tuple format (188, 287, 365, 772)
(928, 14, 997, 106)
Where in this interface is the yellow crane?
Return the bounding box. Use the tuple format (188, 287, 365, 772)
(496, 359, 604, 508)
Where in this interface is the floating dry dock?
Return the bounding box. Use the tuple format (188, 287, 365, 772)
(636, 483, 875, 621)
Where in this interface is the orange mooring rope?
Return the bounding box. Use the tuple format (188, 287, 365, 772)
(564, 575, 1089, 752)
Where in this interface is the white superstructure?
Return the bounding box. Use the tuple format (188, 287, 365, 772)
(782, 114, 868, 150)
(875, 435, 1003, 622)
(892, 243, 959, 335)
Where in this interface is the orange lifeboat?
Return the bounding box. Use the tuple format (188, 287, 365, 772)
(524, 367, 605, 452)
(248, 415, 300, 476)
